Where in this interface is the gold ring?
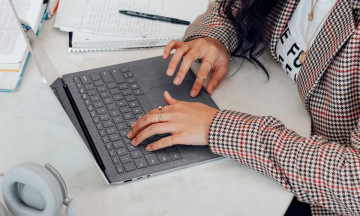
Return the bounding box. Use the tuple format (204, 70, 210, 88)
(158, 112, 162, 123)
(202, 59, 214, 67)
(158, 106, 164, 113)
(184, 44, 190, 51)
(171, 135, 175, 145)
(197, 76, 206, 81)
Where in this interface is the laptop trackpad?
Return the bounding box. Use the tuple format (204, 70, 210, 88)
(150, 80, 208, 107)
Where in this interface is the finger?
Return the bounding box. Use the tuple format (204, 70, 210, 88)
(163, 40, 183, 60)
(167, 44, 191, 77)
(128, 113, 172, 139)
(146, 135, 177, 151)
(206, 64, 228, 95)
(173, 47, 201, 85)
(131, 123, 176, 146)
(164, 91, 179, 105)
(190, 59, 214, 97)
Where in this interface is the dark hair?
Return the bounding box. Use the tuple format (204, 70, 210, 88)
(219, 0, 278, 77)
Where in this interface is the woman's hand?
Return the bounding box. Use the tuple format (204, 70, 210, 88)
(127, 91, 219, 151)
(163, 37, 230, 97)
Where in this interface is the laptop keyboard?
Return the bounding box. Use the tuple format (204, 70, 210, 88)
(71, 66, 182, 174)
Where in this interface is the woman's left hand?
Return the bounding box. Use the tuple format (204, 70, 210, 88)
(127, 91, 219, 151)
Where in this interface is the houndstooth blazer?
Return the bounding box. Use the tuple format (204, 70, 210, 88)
(184, 0, 360, 215)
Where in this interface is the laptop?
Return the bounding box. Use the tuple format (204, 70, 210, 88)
(11, 3, 221, 184)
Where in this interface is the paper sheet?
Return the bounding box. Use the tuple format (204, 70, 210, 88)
(0, 73, 20, 89)
(13, 0, 43, 31)
(55, 0, 208, 37)
(0, 0, 28, 64)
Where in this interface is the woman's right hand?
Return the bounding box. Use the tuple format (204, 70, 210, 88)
(163, 37, 230, 97)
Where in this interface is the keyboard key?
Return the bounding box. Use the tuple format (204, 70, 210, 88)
(99, 113, 110, 121)
(120, 155, 132, 164)
(102, 136, 110, 143)
(122, 90, 132, 96)
(126, 144, 139, 151)
(134, 158, 148, 169)
(125, 95, 136, 102)
(105, 143, 113, 150)
(79, 88, 86, 94)
(109, 109, 121, 117)
(96, 107, 107, 115)
(148, 135, 160, 142)
(113, 140, 125, 148)
(141, 148, 153, 155)
(120, 66, 130, 72)
(130, 83, 140, 90)
(100, 91, 111, 98)
(93, 101, 104, 108)
(130, 150, 142, 159)
(76, 83, 83, 88)
(103, 98, 114, 104)
(109, 134, 121, 142)
(126, 119, 136, 127)
(123, 113, 134, 120)
(139, 139, 148, 147)
(127, 78, 136, 84)
(156, 150, 171, 163)
(119, 84, 129, 89)
(84, 84, 95, 90)
(133, 89, 144, 96)
(123, 162, 136, 171)
(113, 116, 124, 124)
(84, 99, 91, 106)
(145, 154, 159, 165)
(113, 94, 124, 101)
(116, 147, 128, 156)
(120, 106, 131, 113)
(127, 72, 134, 78)
(110, 69, 126, 84)
(132, 107, 143, 114)
(90, 72, 101, 81)
(90, 111, 97, 118)
(87, 90, 97, 96)
(116, 123, 127, 131)
(115, 165, 124, 173)
(123, 137, 132, 144)
(97, 86, 107, 92)
(123, 73, 129, 79)
(116, 100, 127, 107)
(93, 117, 100, 124)
(110, 88, 120, 95)
(90, 95, 101, 102)
(95, 123, 103, 130)
(73, 77, 80, 83)
(106, 127, 117, 135)
(168, 150, 182, 160)
(99, 130, 106, 136)
(136, 114, 144, 120)
(82, 94, 89, 100)
(106, 104, 117, 111)
(112, 157, 120, 164)
(128, 101, 139, 108)
(80, 75, 92, 84)
(102, 120, 114, 128)
(107, 83, 117, 89)
(94, 80, 104, 86)
(100, 71, 114, 83)
(119, 129, 130, 137)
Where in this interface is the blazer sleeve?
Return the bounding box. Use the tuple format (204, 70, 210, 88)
(209, 110, 360, 215)
(182, 1, 239, 53)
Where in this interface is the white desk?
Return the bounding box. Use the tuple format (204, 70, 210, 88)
(0, 16, 311, 216)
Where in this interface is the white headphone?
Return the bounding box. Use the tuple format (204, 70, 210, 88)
(0, 162, 78, 216)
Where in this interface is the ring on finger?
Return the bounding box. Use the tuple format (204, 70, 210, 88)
(197, 75, 206, 81)
(184, 44, 190, 52)
(158, 112, 162, 123)
(171, 135, 175, 145)
(202, 59, 214, 67)
(158, 106, 164, 113)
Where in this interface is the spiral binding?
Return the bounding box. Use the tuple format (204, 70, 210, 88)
(69, 38, 180, 52)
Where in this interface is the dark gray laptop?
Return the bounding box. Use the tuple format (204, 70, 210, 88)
(50, 55, 221, 184)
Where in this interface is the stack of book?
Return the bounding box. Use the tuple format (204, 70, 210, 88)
(0, 0, 58, 92)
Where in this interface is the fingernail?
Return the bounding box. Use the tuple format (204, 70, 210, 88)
(131, 138, 137, 145)
(131, 121, 137, 128)
(146, 145, 152, 151)
(166, 68, 172, 76)
(127, 131, 132, 138)
(209, 87, 214, 95)
(190, 89, 197, 97)
(174, 77, 180, 85)
(163, 52, 167, 59)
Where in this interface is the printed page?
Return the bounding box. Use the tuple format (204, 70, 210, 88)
(13, 0, 43, 30)
(0, 73, 20, 89)
(0, 0, 28, 64)
(55, 0, 208, 37)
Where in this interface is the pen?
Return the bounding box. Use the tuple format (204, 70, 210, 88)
(119, 10, 190, 25)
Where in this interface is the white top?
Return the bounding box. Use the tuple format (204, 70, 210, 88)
(276, 0, 337, 82)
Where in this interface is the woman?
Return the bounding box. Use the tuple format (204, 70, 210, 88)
(127, 0, 360, 215)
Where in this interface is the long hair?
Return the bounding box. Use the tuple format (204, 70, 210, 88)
(219, 0, 278, 77)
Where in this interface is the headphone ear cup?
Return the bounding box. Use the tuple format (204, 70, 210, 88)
(0, 202, 8, 216)
(1, 163, 63, 216)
